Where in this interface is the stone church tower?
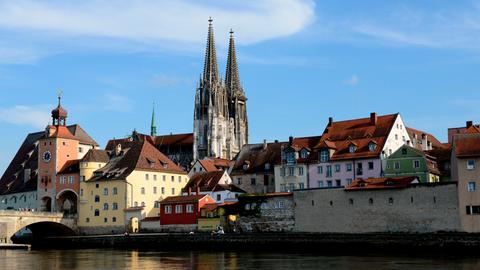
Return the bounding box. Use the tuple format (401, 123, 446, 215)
(193, 18, 248, 160)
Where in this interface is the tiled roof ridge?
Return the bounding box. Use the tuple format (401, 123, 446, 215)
(330, 113, 398, 125)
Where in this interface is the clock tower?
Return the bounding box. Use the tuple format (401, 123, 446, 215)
(37, 95, 80, 212)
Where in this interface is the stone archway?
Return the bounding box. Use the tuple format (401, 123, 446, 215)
(41, 197, 52, 212)
(56, 189, 78, 216)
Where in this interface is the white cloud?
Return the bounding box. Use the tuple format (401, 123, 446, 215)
(151, 74, 184, 88)
(344, 74, 359, 86)
(104, 93, 133, 112)
(0, 0, 315, 46)
(0, 105, 50, 128)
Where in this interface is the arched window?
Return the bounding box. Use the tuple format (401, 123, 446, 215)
(113, 187, 118, 195)
(141, 187, 145, 195)
(11, 196, 17, 203)
(112, 202, 118, 210)
(95, 195, 100, 202)
(94, 209, 100, 216)
(103, 188, 108, 195)
(103, 203, 108, 210)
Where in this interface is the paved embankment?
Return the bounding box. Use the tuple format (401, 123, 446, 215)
(33, 232, 480, 253)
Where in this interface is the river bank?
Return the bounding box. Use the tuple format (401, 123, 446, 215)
(32, 232, 480, 254)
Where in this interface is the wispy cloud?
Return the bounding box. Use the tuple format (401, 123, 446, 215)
(151, 73, 184, 88)
(0, 105, 50, 128)
(344, 74, 359, 86)
(104, 93, 133, 112)
(0, 0, 315, 63)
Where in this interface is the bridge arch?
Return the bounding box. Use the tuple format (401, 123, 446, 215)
(40, 196, 52, 212)
(11, 221, 76, 244)
(56, 189, 78, 215)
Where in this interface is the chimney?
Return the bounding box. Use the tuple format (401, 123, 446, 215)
(263, 139, 267, 150)
(187, 187, 192, 196)
(370, 112, 377, 125)
(421, 134, 428, 151)
(288, 136, 293, 145)
(196, 186, 201, 195)
(328, 117, 333, 127)
(467, 121, 473, 128)
(427, 141, 432, 150)
(274, 140, 279, 143)
(406, 140, 411, 146)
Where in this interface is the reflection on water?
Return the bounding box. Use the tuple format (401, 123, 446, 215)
(2, 249, 480, 270)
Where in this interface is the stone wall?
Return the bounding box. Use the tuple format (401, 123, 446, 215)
(160, 224, 196, 232)
(78, 225, 124, 235)
(237, 196, 294, 232)
(294, 183, 461, 233)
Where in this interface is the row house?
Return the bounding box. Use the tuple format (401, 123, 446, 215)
(308, 113, 410, 188)
(78, 139, 189, 234)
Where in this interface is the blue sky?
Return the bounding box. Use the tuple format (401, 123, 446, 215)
(1, 0, 480, 174)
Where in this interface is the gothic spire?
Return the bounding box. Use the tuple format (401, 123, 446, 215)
(225, 29, 243, 98)
(203, 17, 219, 83)
(150, 101, 157, 137)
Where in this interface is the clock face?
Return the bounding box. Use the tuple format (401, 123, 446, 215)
(43, 151, 52, 162)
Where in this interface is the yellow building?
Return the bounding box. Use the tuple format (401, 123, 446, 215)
(78, 140, 188, 234)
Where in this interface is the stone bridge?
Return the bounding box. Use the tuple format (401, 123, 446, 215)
(0, 210, 77, 243)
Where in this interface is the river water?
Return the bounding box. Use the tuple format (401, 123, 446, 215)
(2, 249, 480, 269)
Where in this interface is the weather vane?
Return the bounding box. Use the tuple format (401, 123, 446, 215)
(57, 89, 63, 105)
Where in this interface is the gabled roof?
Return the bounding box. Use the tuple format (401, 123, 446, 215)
(91, 140, 186, 181)
(312, 113, 398, 160)
(106, 131, 193, 151)
(345, 176, 419, 190)
(46, 125, 76, 140)
(406, 127, 444, 150)
(81, 149, 109, 163)
(198, 158, 232, 172)
(231, 142, 285, 174)
(58, 159, 80, 174)
(454, 134, 480, 158)
(160, 194, 212, 204)
(66, 124, 99, 146)
(182, 171, 238, 193)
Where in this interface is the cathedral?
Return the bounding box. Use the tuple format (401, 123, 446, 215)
(193, 18, 249, 160)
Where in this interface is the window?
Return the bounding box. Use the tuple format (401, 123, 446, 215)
(389, 149, 392, 155)
(388, 198, 394, 205)
(288, 167, 295, 176)
(318, 181, 323, 188)
(162, 175, 166, 181)
(280, 184, 286, 192)
(280, 167, 286, 176)
(60, 176, 66, 184)
(334, 164, 340, 173)
(145, 174, 149, 180)
(94, 209, 99, 216)
(178, 176, 182, 182)
(349, 198, 354, 205)
(154, 201, 160, 208)
(112, 217, 117, 222)
(300, 150, 308, 158)
(69, 176, 74, 184)
(175, 204, 183, 213)
(317, 166, 323, 174)
(394, 162, 400, 170)
(153, 187, 157, 194)
(320, 150, 329, 162)
(369, 198, 373, 205)
(467, 160, 476, 170)
(265, 163, 271, 170)
(326, 165, 332, 178)
(165, 205, 172, 214)
(104, 218, 108, 223)
(134, 201, 138, 207)
(468, 182, 476, 192)
(86, 218, 90, 223)
(368, 143, 376, 152)
(237, 178, 242, 185)
(299, 167, 304, 175)
(299, 183, 305, 189)
(357, 163, 363, 175)
(346, 178, 353, 185)
(466, 205, 480, 215)
(395, 134, 398, 140)
(285, 150, 296, 164)
(335, 180, 341, 187)
(153, 174, 157, 181)
(141, 187, 145, 195)
(251, 178, 256, 185)
(112, 202, 118, 210)
(414, 160, 420, 168)
(80, 189, 83, 196)
(289, 183, 295, 191)
(171, 176, 174, 182)
(368, 162, 374, 170)
(278, 201, 285, 209)
(141, 202, 145, 207)
(161, 187, 165, 194)
(95, 183, 99, 188)
(81, 176, 86, 182)
(346, 163, 352, 172)
(103, 188, 108, 195)
(95, 195, 100, 202)
(349, 145, 356, 153)
(171, 188, 175, 195)
(103, 203, 108, 210)
(186, 204, 194, 213)
(327, 180, 332, 187)
(216, 194, 221, 201)
(113, 187, 118, 195)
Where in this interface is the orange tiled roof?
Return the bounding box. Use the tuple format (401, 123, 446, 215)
(454, 134, 480, 158)
(160, 194, 210, 204)
(345, 176, 418, 190)
(406, 127, 445, 149)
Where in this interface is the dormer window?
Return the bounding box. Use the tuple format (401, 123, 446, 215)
(285, 150, 296, 165)
(368, 142, 376, 152)
(319, 149, 329, 162)
(300, 149, 309, 159)
(349, 145, 357, 153)
(265, 163, 271, 170)
(243, 162, 250, 170)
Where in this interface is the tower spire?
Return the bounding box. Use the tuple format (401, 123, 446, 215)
(203, 17, 219, 83)
(225, 29, 243, 98)
(150, 101, 157, 137)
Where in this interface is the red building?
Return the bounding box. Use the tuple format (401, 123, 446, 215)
(159, 194, 215, 229)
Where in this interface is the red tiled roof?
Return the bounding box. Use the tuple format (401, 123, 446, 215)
(454, 134, 480, 158)
(345, 176, 418, 190)
(81, 149, 109, 163)
(47, 125, 76, 140)
(406, 127, 445, 150)
(201, 203, 219, 212)
(198, 158, 232, 172)
(160, 194, 210, 204)
(312, 113, 398, 160)
(154, 133, 193, 146)
(183, 171, 226, 192)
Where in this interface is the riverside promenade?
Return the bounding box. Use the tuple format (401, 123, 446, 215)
(34, 232, 480, 254)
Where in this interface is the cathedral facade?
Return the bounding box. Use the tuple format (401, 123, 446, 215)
(193, 18, 248, 161)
